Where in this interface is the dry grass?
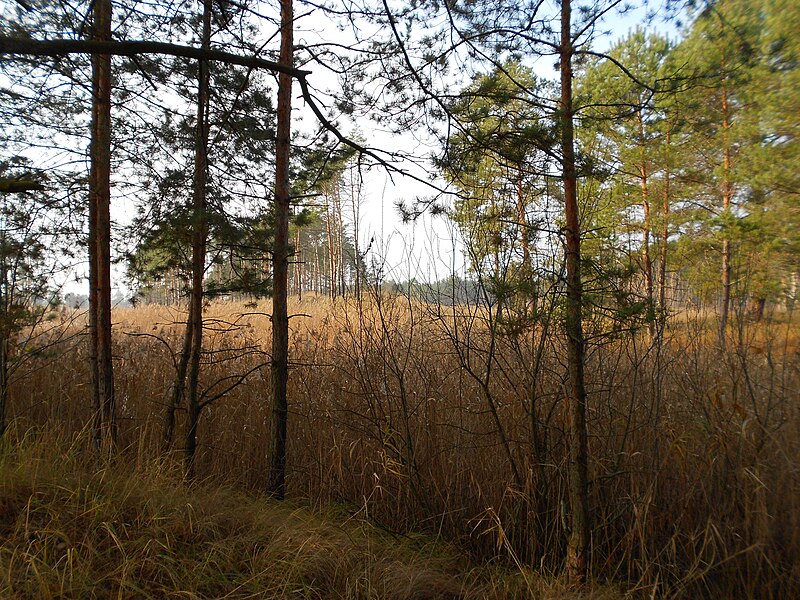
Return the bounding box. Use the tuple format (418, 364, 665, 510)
(6, 294, 800, 598)
(0, 429, 620, 599)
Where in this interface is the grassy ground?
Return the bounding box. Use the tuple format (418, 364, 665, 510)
(6, 297, 799, 597)
(0, 430, 621, 599)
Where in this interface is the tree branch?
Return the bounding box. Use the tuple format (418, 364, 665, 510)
(0, 36, 311, 78)
(0, 34, 451, 197)
(0, 178, 45, 193)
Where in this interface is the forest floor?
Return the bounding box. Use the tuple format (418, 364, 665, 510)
(0, 431, 622, 600)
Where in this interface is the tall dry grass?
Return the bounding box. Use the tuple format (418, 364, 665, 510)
(6, 428, 609, 599)
(7, 294, 799, 598)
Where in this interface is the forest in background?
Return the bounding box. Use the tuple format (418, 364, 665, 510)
(0, 0, 798, 597)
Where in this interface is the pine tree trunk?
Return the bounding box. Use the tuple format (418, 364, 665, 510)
(658, 130, 671, 321)
(312, 243, 319, 294)
(350, 171, 361, 297)
(325, 193, 335, 298)
(184, 0, 212, 480)
(560, 0, 589, 586)
(268, 0, 293, 500)
(337, 191, 345, 295)
(517, 164, 531, 271)
(0, 335, 7, 438)
(90, 0, 115, 450)
(295, 228, 302, 300)
(720, 56, 733, 346)
(638, 112, 654, 336)
(165, 316, 192, 451)
(88, 133, 100, 449)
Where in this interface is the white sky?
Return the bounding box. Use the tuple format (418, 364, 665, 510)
(328, 1, 679, 287)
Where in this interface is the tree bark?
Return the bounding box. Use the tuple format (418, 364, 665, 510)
(560, 0, 589, 586)
(337, 190, 345, 296)
(517, 164, 531, 273)
(325, 191, 336, 298)
(658, 129, 671, 321)
(184, 0, 212, 480)
(0, 335, 7, 438)
(720, 55, 733, 347)
(350, 168, 361, 297)
(89, 0, 115, 450)
(164, 312, 192, 451)
(312, 243, 319, 294)
(268, 0, 293, 500)
(294, 228, 302, 300)
(637, 112, 654, 336)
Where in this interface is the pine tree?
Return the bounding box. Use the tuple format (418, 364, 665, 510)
(579, 30, 673, 334)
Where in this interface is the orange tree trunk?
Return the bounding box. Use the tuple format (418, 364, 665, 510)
(89, 0, 115, 450)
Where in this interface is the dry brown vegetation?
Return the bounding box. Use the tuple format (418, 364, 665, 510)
(6, 295, 800, 598)
(4, 429, 622, 599)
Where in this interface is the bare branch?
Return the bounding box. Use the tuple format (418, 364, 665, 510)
(0, 36, 310, 78)
(0, 178, 45, 193)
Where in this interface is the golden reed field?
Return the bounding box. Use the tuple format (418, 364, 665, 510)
(5, 295, 800, 598)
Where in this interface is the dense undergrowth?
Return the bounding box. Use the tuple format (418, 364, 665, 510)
(0, 430, 622, 599)
(5, 296, 800, 598)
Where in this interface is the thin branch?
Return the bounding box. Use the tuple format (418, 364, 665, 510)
(575, 48, 658, 92)
(199, 361, 269, 408)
